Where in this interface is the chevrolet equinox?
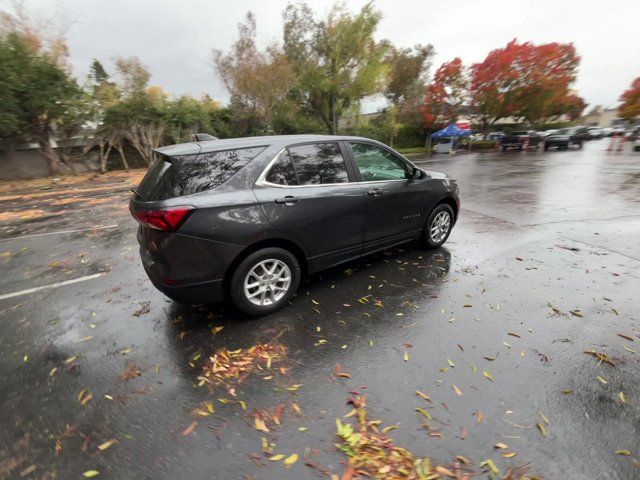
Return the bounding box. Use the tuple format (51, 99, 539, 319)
(130, 135, 460, 316)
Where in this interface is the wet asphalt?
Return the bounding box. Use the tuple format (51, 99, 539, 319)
(0, 140, 639, 479)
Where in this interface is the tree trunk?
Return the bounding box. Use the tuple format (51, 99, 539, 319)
(38, 135, 61, 176)
(116, 144, 129, 170)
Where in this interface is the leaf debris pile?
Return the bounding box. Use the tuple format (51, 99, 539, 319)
(335, 395, 537, 480)
(198, 343, 287, 394)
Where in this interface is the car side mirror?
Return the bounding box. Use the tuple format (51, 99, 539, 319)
(411, 167, 423, 180)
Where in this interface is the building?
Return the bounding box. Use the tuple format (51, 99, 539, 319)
(581, 107, 638, 128)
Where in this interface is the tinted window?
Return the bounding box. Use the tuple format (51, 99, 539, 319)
(265, 151, 298, 185)
(350, 143, 409, 181)
(287, 143, 348, 185)
(137, 147, 265, 201)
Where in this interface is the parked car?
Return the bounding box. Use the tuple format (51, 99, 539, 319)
(488, 132, 505, 141)
(130, 135, 461, 316)
(542, 129, 558, 137)
(631, 126, 640, 151)
(544, 126, 589, 150)
(601, 127, 614, 137)
(587, 127, 604, 139)
(500, 131, 541, 151)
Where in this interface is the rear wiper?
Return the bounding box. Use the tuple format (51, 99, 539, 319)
(131, 185, 140, 196)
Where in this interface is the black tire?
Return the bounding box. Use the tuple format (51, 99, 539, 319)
(544, 143, 549, 151)
(230, 247, 301, 316)
(577, 141, 583, 149)
(419, 204, 455, 250)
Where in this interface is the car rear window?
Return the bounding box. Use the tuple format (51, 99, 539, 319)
(136, 147, 265, 201)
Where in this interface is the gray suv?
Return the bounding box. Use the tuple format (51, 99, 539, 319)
(130, 135, 460, 316)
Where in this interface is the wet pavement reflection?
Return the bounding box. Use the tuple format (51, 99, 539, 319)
(0, 141, 639, 479)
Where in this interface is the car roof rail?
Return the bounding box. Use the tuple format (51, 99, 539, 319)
(193, 133, 219, 142)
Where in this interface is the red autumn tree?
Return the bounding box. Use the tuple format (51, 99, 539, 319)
(618, 77, 640, 121)
(419, 57, 468, 130)
(469, 39, 581, 133)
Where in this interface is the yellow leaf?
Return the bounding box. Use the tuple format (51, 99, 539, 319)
(64, 355, 77, 364)
(403, 351, 409, 362)
(254, 417, 269, 433)
(286, 384, 302, 391)
(536, 422, 547, 437)
(452, 385, 462, 396)
(615, 450, 631, 456)
(619, 392, 626, 404)
(597, 376, 608, 385)
(291, 402, 301, 414)
(97, 439, 117, 451)
(49, 367, 58, 377)
(540, 412, 550, 425)
(480, 459, 499, 475)
(447, 358, 455, 367)
(483, 371, 493, 381)
(298, 427, 307, 432)
(415, 390, 431, 402)
(269, 454, 285, 461)
(283, 453, 298, 467)
(415, 407, 432, 420)
(78, 388, 88, 402)
(495, 442, 508, 449)
(83, 471, 100, 478)
(381, 425, 397, 434)
(502, 451, 517, 458)
(207, 402, 215, 413)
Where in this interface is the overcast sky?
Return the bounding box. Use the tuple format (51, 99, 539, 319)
(20, 0, 640, 112)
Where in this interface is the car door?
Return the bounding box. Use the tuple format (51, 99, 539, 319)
(346, 142, 427, 254)
(253, 142, 365, 272)
(348, 142, 428, 254)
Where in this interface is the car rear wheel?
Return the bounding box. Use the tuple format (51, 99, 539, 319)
(420, 204, 454, 250)
(230, 247, 301, 316)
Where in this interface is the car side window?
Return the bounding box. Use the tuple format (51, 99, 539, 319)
(265, 150, 298, 186)
(349, 143, 409, 181)
(287, 143, 349, 185)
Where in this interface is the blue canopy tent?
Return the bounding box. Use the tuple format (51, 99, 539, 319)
(430, 124, 472, 155)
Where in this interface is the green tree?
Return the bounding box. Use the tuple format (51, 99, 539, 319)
(383, 43, 433, 112)
(213, 12, 294, 134)
(283, 1, 388, 134)
(0, 32, 82, 174)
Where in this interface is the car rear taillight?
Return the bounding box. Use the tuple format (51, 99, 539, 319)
(131, 206, 194, 232)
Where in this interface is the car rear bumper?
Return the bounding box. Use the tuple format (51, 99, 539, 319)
(142, 260, 225, 304)
(136, 227, 245, 304)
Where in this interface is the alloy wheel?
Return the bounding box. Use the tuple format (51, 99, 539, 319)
(429, 211, 451, 243)
(243, 259, 292, 306)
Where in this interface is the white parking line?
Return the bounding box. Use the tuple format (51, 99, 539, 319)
(0, 224, 120, 242)
(0, 273, 107, 301)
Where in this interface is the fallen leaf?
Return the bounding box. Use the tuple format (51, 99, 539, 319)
(615, 450, 631, 456)
(536, 422, 547, 437)
(619, 391, 626, 404)
(502, 451, 517, 458)
(475, 410, 484, 424)
(254, 417, 269, 433)
(181, 421, 198, 436)
(483, 371, 493, 382)
(618, 333, 634, 342)
(435, 466, 455, 477)
(415, 390, 431, 402)
(569, 310, 583, 317)
(452, 385, 462, 396)
(494, 442, 508, 449)
(584, 350, 615, 366)
(97, 439, 117, 451)
(283, 453, 298, 467)
(415, 407, 432, 420)
(403, 351, 409, 362)
(83, 471, 100, 478)
(269, 454, 285, 461)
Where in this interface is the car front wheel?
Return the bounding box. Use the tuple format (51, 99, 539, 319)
(420, 204, 454, 250)
(230, 247, 301, 316)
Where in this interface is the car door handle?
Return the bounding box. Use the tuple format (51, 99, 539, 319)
(275, 196, 299, 204)
(367, 188, 383, 197)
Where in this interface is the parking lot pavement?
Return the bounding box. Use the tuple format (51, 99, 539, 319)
(0, 141, 639, 479)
